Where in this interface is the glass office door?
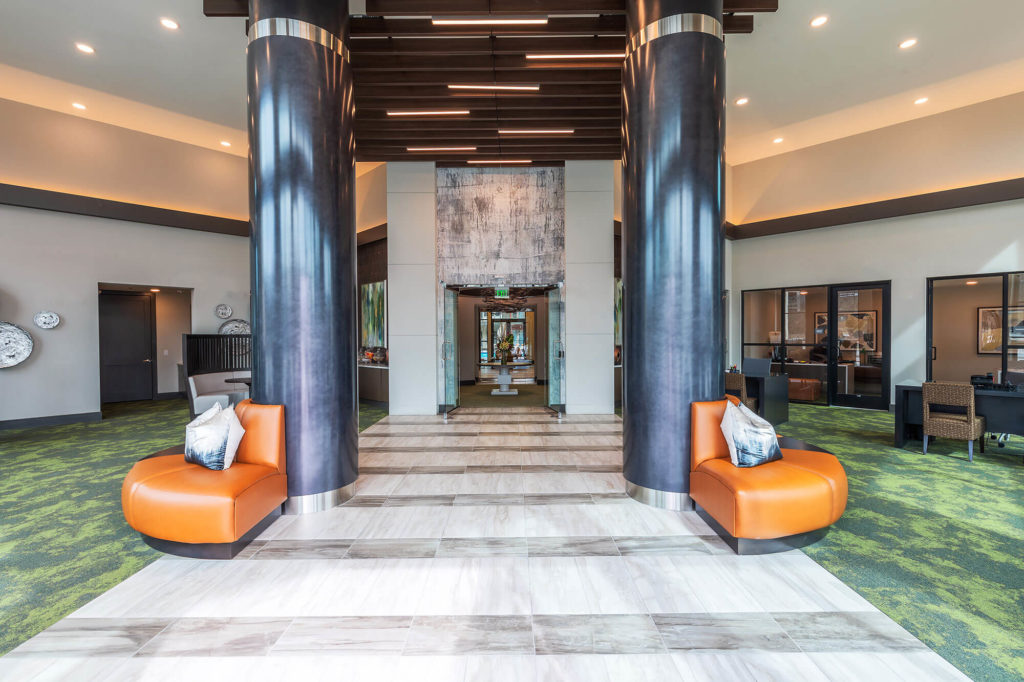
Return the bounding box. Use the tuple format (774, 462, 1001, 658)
(1007, 273, 1024, 384)
(828, 283, 891, 410)
(547, 285, 566, 412)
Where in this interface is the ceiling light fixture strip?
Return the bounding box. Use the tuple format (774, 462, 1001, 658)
(626, 13, 724, 58)
(247, 18, 349, 61)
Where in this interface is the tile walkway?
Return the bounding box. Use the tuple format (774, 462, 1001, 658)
(0, 407, 970, 681)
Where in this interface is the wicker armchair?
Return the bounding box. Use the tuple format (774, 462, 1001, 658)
(724, 372, 758, 413)
(922, 382, 985, 462)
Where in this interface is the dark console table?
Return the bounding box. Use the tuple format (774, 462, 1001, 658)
(894, 383, 1024, 448)
(745, 374, 790, 426)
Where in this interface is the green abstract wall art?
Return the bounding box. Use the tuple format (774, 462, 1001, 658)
(614, 278, 623, 346)
(360, 281, 387, 347)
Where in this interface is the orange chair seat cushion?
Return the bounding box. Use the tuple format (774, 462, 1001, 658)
(122, 454, 286, 544)
(691, 449, 848, 540)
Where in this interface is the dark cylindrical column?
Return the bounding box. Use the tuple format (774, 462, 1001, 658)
(248, 0, 358, 513)
(621, 0, 726, 509)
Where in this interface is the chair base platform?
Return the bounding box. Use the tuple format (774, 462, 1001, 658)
(695, 503, 828, 555)
(139, 507, 281, 560)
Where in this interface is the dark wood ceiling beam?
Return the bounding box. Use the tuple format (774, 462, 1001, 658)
(350, 36, 626, 55)
(356, 83, 621, 98)
(364, 0, 775, 14)
(357, 96, 620, 110)
(354, 68, 621, 85)
(353, 53, 622, 70)
(351, 15, 626, 36)
(202, 0, 247, 17)
(351, 14, 751, 36)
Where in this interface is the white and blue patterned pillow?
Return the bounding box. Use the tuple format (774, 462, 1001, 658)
(719, 400, 783, 468)
(185, 403, 245, 471)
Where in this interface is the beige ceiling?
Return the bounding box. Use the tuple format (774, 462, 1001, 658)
(0, 0, 1022, 165)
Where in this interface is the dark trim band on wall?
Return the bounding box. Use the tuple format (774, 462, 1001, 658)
(727, 177, 1024, 240)
(0, 183, 250, 237)
(357, 222, 387, 245)
(0, 411, 102, 431)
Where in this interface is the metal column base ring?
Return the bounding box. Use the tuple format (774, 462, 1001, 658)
(625, 481, 693, 511)
(283, 482, 355, 515)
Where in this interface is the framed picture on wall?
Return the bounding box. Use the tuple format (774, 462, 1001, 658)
(813, 311, 877, 351)
(360, 281, 387, 348)
(977, 306, 1024, 354)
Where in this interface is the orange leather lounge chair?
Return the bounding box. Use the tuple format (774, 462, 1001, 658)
(122, 399, 287, 559)
(690, 397, 847, 554)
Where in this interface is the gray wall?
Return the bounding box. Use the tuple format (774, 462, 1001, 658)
(0, 205, 249, 423)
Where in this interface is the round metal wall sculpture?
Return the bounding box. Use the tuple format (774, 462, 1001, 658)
(0, 321, 34, 368)
(33, 311, 61, 329)
(215, 303, 233, 319)
(218, 318, 251, 335)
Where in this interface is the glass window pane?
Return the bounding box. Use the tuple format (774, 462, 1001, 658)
(784, 287, 827, 345)
(931, 276, 1002, 382)
(743, 290, 782, 344)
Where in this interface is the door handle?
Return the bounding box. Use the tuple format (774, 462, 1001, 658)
(143, 359, 152, 363)
(931, 347, 937, 361)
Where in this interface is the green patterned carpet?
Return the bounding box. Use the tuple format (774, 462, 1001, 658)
(781, 404, 1024, 682)
(2, 400, 1022, 680)
(0, 399, 387, 657)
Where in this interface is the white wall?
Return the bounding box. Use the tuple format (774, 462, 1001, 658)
(729, 198, 1024, 401)
(0, 205, 250, 423)
(564, 161, 615, 414)
(386, 163, 438, 415)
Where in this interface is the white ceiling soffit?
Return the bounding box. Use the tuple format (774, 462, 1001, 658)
(0, 0, 1023, 164)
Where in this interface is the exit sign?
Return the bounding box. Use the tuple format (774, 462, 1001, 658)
(495, 287, 510, 299)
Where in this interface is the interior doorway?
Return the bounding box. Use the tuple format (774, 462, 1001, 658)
(98, 284, 192, 403)
(439, 284, 563, 411)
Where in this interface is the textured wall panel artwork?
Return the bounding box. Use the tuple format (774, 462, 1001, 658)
(437, 167, 565, 285)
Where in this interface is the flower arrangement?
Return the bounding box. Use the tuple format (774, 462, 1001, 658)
(495, 333, 515, 365)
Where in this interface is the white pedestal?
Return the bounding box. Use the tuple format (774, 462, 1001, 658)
(490, 365, 519, 396)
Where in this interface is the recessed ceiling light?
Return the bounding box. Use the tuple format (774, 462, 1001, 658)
(160, 17, 179, 30)
(498, 129, 574, 135)
(220, 141, 232, 147)
(914, 97, 929, 105)
(407, 146, 478, 152)
(900, 38, 918, 49)
(72, 102, 87, 110)
(735, 97, 749, 106)
(810, 15, 829, 28)
(386, 110, 470, 116)
(150, 288, 161, 293)
(965, 280, 978, 286)
(448, 84, 540, 92)
(75, 42, 95, 54)
(773, 137, 784, 144)
(799, 290, 809, 295)
(432, 16, 548, 25)
(525, 53, 625, 60)
(467, 159, 532, 164)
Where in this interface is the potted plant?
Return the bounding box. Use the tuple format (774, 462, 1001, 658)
(496, 333, 514, 365)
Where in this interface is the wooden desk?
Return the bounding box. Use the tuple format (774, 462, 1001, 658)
(894, 383, 1024, 448)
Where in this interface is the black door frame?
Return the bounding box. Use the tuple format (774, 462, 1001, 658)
(926, 271, 1024, 383)
(826, 281, 892, 410)
(740, 279, 892, 410)
(98, 290, 157, 402)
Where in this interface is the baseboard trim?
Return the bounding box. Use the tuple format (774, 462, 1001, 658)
(0, 411, 102, 431)
(155, 391, 186, 400)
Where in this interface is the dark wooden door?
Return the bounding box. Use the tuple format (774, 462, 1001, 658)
(99, 291, 155, 402)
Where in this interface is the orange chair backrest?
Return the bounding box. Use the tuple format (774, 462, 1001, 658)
(690, 395, 739, 471)
(234, 399, 286, 473)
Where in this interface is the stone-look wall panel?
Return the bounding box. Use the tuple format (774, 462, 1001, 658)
(436, 167, 565, 285)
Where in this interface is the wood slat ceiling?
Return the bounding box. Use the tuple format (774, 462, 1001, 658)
(205, 0, 777, 162)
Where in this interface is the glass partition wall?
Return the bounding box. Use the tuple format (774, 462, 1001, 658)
(742, 281, 891, 410)
(928, 271, 1024, 386)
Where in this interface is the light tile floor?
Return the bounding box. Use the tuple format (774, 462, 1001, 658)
(1, 407, 971, 681)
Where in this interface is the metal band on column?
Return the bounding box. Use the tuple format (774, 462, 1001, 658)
(626, 13, 724, 57)
(247, 17, 351, 61)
